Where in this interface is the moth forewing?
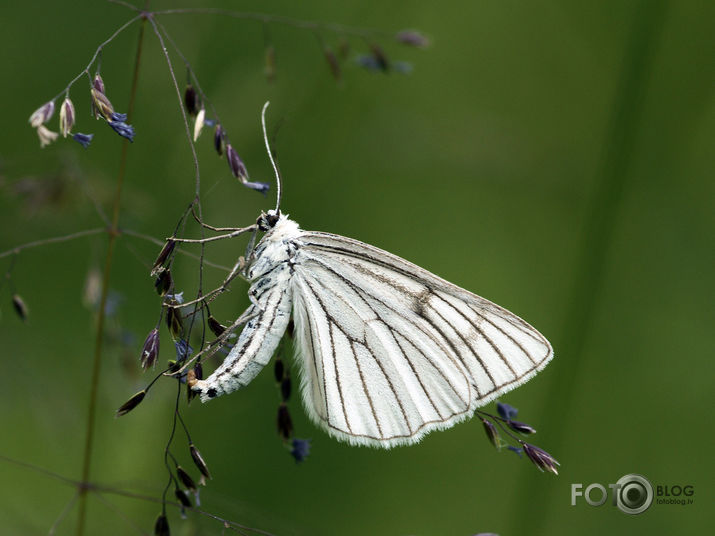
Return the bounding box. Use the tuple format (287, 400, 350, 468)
(287, 229, 552, 447)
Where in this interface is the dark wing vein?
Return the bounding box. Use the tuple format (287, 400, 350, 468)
(302, 256, 470, 403)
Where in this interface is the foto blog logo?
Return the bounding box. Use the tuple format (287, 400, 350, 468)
(571, 474, 653, 514)
(571, 474, 694, 515)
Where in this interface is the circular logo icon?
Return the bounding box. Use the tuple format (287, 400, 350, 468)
(615, 474, 653, 515)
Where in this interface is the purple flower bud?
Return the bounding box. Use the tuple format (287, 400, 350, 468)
(395, 30, 430, 48)
(226, 143, 248, 180)
(140, 328, 160, 369)
(11, 294, 28, 322)
(277, 403, 293, 440)
(176, 465, 197, 492)
(194, 362, 203, 381)
(91, 88, 115, 120)
(166, 301, 184, 339)
(72, 133, 94, 149)
(108, 119, 135, 142)
(151, 239, 176, 277)
(507, 420, 536, 435)
(480, 417, 500, 449)
(213, 124, 225, 156)
(207, 315, 226, 337)
(522, 443, 560, 475)
(497, 402, 518, 420)
(153, 513, 169, 536)
(59, 98, 75, 137)
(116, 390, 146, 417)
(28, 101, 55, 127)
(92, 73, 106, 94)
(290, 438, 311, 463)
(189, 443, 211, 481)
(226, 145, 267, 192)
(184, 84, 199, 116)
(274, 357, 284, 383)
(174, 488, 192, 508)
(154, 269, 173, 296)
(110, 112, 127, 122)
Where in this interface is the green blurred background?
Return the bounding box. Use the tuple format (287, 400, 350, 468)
(1, 0, 712, 534)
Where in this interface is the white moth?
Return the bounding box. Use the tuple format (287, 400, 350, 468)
(192, 104, 553, 448)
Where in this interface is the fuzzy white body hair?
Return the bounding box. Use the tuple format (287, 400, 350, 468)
(194, 215, 299, 401)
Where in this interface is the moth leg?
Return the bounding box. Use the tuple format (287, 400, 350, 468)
(190, 205, 255, 234)
(169, 226, 255, 245)
(167, 257, 248, 311)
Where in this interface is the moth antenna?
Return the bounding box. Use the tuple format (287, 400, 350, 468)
(261, 101, 282, 214)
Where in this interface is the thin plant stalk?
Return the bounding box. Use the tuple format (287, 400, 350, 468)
(75, 10, 149, 536)
(0, 228, 105, 260)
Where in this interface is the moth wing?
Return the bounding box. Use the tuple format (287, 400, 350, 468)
(290, 231, 552, 448)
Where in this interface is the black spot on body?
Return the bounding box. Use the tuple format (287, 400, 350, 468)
(207, 388, 217, 398)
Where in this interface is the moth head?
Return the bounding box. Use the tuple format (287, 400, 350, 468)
(257, 209, 280, 232)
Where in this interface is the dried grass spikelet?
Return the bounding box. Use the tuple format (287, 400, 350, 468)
(28, 101, 55, 127)
(59, 97, 75, 137)
(193, 107, 206, 142)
